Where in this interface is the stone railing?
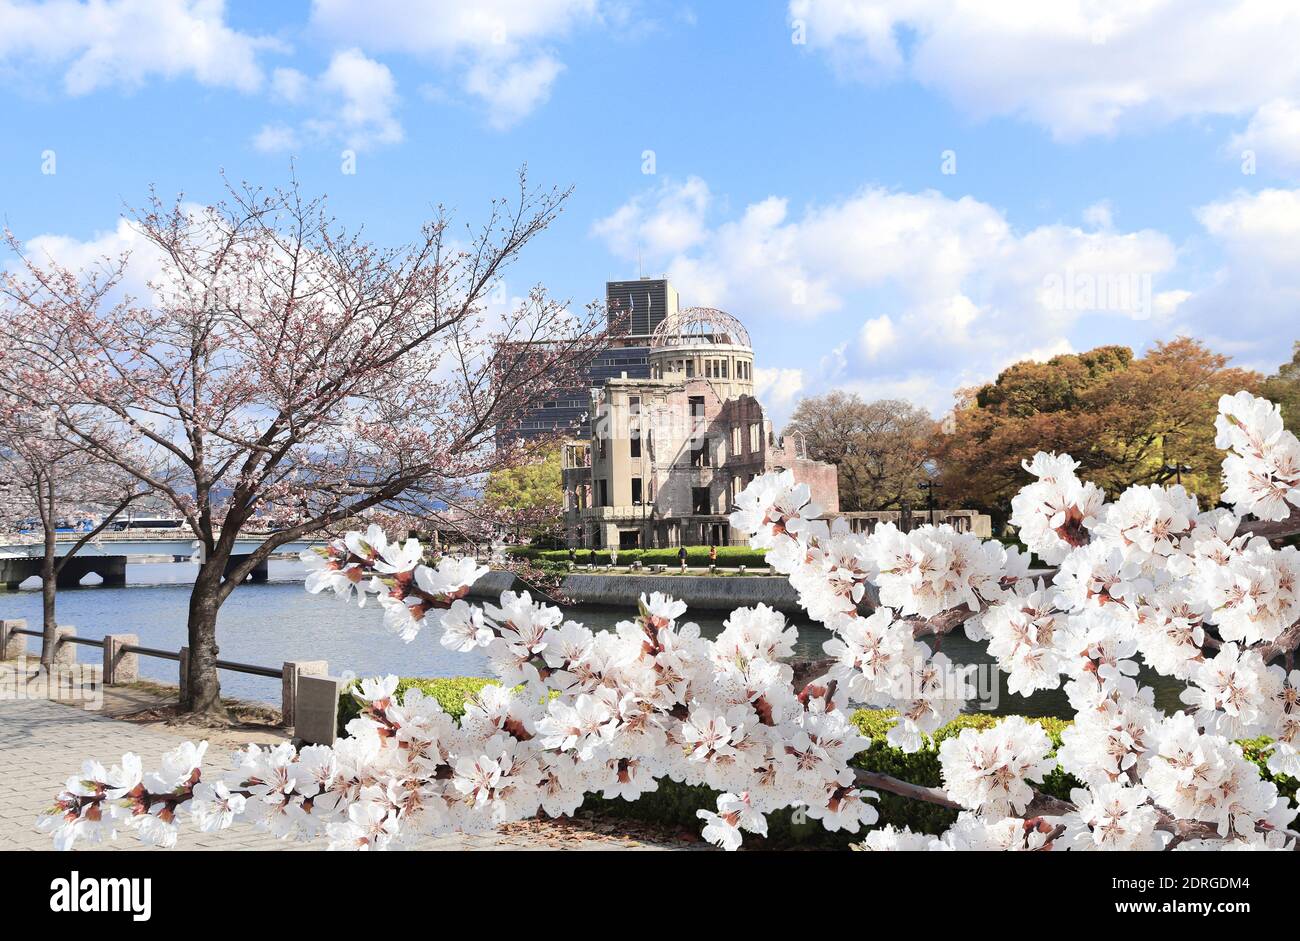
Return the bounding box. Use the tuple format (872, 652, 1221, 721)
(0, 618, 335, 744)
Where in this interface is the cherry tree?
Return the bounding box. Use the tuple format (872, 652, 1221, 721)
(1, 172, 606, 718)
(0, 384, 152, 672)
(36, 391, 1300, 851)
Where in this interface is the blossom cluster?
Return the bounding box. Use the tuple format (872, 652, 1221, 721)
(1217, 390, 1300, 521)
(39, 392, 1300, 851)
(744, 392, 1300, 851)
(40, 588, 878, 850)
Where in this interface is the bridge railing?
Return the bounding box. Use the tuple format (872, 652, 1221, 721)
(0, 619, 326, 735)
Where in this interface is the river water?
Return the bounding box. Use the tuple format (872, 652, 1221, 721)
(0, 561, 1186, 716)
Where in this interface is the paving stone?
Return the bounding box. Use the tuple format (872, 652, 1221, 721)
(0, 697, 671, 852)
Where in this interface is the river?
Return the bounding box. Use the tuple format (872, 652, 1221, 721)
(0, 561, 1187, 716)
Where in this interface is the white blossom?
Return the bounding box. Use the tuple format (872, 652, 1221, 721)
(38, 391, 1300, 853)
(938, 717, 1055, 816)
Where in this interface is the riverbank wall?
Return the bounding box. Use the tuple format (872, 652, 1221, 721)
(467, 569, 800, 614)
(560, 573, 800, 613)
(465, 570, 562, 606)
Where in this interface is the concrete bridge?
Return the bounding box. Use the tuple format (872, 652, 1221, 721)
(0, 553, 271, 590)
(0, 531, 327, 558)
(0, 555, 129, 590)
(0, 531, 326, 591)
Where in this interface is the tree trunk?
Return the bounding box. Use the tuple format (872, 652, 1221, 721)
(39, 487, 57, 674)
(39, 552, 56, 674)
(182, 559, 229, 720)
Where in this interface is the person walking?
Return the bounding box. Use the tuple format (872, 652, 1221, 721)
(678, 545, 688, 573)
(708, 544, 717, 566)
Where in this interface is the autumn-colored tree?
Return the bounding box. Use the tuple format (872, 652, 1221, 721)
(0, 172, 605, 719)
(483, 446, 563, 542)
(784, 393, 938, 511)
(1264, 340, 1300, 429)
(936, 338, 1261, 522)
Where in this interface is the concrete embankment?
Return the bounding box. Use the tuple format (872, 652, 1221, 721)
(560, 573, 800, 613)
(466, 569, 800, 614)
(470, 569, 800, 613)
(465, 570, 562, 606)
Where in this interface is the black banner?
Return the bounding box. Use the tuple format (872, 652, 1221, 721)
(6, 849, 1283, 926)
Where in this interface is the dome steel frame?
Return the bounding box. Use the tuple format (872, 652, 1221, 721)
(649, 306, 751, 349)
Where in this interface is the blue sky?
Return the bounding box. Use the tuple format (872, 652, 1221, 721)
(3, 0, 1300, 424)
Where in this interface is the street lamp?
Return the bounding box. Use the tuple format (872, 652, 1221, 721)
(1160, 430, 1191, 486)
(919, 479, 940, 526)
(1159, 462, 1193, 486)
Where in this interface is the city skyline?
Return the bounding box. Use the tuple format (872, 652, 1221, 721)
(3, 1, 1300, 427)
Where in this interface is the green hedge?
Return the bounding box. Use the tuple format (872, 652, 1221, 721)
(337, 677, 501, 731)
(511, 546, 770, 568)
(336, 677, 1297, 846)
(845, 711, 1078, 836)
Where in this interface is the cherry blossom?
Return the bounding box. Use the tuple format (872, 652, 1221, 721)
(37, 391, 1300, 851)
(937, 717, 1055, 817)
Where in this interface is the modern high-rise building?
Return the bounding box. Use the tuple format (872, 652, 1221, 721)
(498, 277, 679, 443)
(605, 278, 679, 336)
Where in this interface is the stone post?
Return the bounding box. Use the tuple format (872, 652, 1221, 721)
(51, 626, 77, 666)
(178, 646, 189, 700)
(1, 619, 27, 660)
(294, 674, 348, 746)
(281, 659, 329, 728)
(102, 634, 139, 686)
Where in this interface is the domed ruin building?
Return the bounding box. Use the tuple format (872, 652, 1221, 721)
(562, 305, 839, 549)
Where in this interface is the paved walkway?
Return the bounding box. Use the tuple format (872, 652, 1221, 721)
(0, 697, 677, 851)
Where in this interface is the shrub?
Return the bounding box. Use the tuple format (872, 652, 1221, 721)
(1238, 735, 1298, 805)
(528, 546, 769, 568)
(845, 710, 1079, 835)
(337, 677, 500, 733)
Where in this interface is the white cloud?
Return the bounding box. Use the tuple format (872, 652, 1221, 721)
(596, 181, 1176, 340)
(253, 50, 403, 153)
(595, 178, 1184, 413)
(252, 122, 299, 154)
(1153, 289, 1192, 321)
(271, 66, 309, 103)
(788, 0, 1300, 139)
(13, 217, 174, 307)
(859, 314, 896, 360)
(1228, 99, 1300, 176)
(992, 338, 1075, 375)
(1197, 187, 1300, 269)
(754, 366, 805, 412)
(464, 54, 565, 130)
(309, 0, 602, 127)
(1083, 200, 1114, 230)
(1182, 187, 1300, 372)
(0, 0, 281, 94)
(316, 49, 403, 149)
(837, 374, 958, 417)
(820, 342, 848, 378)
(590, 177, 711, 260)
